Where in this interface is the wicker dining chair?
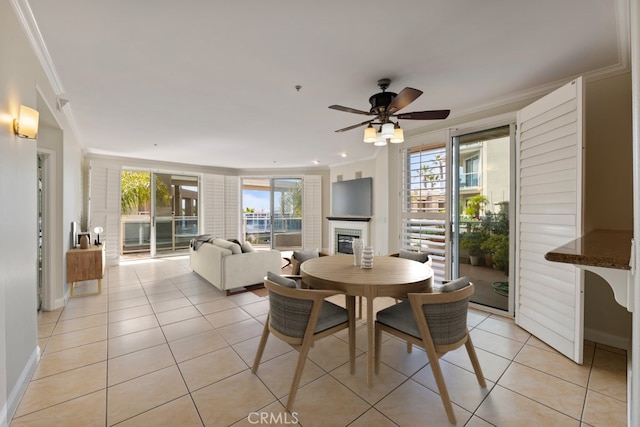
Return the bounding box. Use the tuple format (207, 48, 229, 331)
(374, 277, 486, 424)
(252, 272, 355, 412)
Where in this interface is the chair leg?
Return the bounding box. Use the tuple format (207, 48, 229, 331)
(285, 341, 313, 412)
(346, 295, 356, 374)
(428, 357, 457, 424)
(374, 323, 382, 374)
(465, 336, 487, 388)
(358, 296, 363, 319)
(252, 319, 270, 373)
(406, 341, 412, 353)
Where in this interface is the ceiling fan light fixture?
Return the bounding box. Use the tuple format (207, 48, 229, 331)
(363, 124, 377, 143)
(374, 133, 387, 146)
(381, 122, 395, 139)
(390, 123, 404, 143)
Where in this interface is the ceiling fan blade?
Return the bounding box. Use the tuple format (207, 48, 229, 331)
(335, 120, 373, 132)
(386, 87, 423, 114)
(329, 105, 373, 115)
(396, 109, 451, 120)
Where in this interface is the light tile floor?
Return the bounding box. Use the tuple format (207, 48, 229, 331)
(12, 256, 628, 426)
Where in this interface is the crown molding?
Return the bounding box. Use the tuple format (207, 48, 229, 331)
(10, 0, 64, 94)
(11, 0, 84, 141)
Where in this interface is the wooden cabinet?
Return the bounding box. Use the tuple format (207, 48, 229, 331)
(66, 244, 105, 297)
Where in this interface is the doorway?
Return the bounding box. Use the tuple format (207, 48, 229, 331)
(452, 125, 513, 312)
(37, 154, 44, 311)
(241, 178, 303, 250)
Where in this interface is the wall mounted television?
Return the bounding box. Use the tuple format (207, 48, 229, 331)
(331, 177, 372, 217)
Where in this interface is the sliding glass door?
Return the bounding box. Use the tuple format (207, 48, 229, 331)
(241, 178, 303, 250)
(152, 173, 199, 256)
(272, 178, 303, 250)
(452, 125, 513, 313)
(121, 170, 199, 257)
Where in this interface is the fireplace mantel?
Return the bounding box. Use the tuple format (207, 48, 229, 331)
(327, 216, 371, 222)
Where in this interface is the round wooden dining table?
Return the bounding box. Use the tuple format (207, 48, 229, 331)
(300, 255, 433, 386)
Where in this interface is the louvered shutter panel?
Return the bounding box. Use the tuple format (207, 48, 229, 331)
(401, 143, 448, 284)
(224, 176, 240, 238)
(88, 160, 121, 262)
(303, 175, 322, 250)
(515, 77, 584, 363)
(201, 174, 225, 237)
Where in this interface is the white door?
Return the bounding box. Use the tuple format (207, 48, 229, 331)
(515, 77, 584, 363)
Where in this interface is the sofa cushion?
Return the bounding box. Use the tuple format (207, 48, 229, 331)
(211, 238, 242, 254)
(242, 241, 256, 253)
(399, 249, 430, 264)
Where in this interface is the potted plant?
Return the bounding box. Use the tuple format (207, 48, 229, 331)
(461, 230, 484, 266)
(464, 195, 489, 220)
(481, 234, 509, 272)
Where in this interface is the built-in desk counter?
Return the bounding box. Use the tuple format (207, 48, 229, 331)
(545, 229, 633, 311)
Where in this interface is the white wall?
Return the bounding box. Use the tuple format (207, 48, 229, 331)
(0, 1, 41, 422)
(583, 72, 633, 347)
(0, 0, 85, 421)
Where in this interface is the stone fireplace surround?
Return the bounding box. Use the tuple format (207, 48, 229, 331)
(328, 217, 370, 255)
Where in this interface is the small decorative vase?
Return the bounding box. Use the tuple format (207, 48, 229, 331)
(80, 235, 90, 249)
(352, 238, 364, 266)
(361, 246, 374, 269)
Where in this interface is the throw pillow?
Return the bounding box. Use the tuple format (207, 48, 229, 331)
(267, 271, 300, 289)
(439, 276, 470, 292)
(291, 248, 319, 274)
(227, 238, 243, 251)
(241, 241, 255, 253)
(399, 249, 430, 264)
(211, 238, 242, 254)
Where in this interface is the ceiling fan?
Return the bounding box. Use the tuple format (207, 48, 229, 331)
(329, 78, 450, 144)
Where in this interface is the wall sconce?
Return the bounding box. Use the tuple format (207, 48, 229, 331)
(13, 105, 39, 139)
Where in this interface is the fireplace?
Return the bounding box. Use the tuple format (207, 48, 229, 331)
(337, 233, 356, 254)
(328, 218, 369, 255)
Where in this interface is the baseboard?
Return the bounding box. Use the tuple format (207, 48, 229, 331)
(1, 400, 8, 427)
(5, 346, 40, 422)
(54, 296, 66, 310)
(584, 327, 631, 351)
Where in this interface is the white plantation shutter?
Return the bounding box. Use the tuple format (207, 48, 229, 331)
(303, 175, 322, 250)
(201, 174, 241, 239)
(201, 174, 225, 237)
(401, 144, 448, 284)
(224, 176, 240, 238)
(88, 160, 121, 262)
(515, 77, 584, 363)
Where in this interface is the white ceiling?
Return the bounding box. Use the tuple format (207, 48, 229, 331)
(22, 0, 628, 169)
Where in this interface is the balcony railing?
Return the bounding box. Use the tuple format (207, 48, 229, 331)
(243, 213, 302, 247)
(460, 171, 479, 188)
(121, 215, 198, 253)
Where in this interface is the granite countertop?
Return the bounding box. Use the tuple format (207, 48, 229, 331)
(544, 229, 633, 270)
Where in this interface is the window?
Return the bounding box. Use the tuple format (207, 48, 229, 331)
(462, 155, 479, 187)
(401, 144, 447, 283)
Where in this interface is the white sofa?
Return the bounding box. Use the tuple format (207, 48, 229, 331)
(189, 238, 282, 293)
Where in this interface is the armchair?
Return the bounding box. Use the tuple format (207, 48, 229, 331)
(374, 277, 486, 424)
(252, 272, 356, 412)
